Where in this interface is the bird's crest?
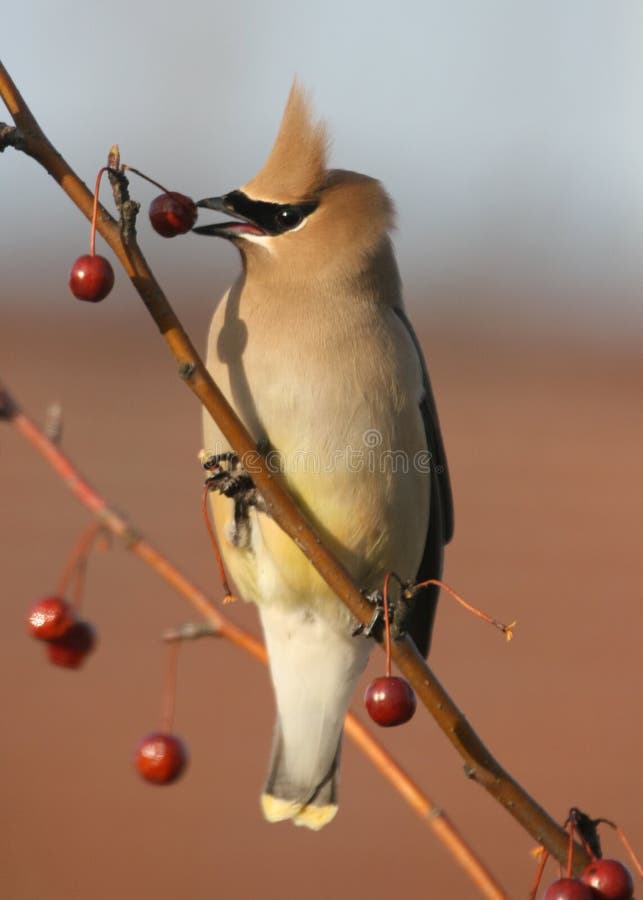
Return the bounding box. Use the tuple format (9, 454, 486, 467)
(242, 79, 328, 203)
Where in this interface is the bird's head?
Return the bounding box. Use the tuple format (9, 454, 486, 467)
(194, 80, 395, 283)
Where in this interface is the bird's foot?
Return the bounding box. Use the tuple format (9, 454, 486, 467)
(199, 448, 267, 513)
(353, 583, 413, 642)
(352, 590, 384, 639)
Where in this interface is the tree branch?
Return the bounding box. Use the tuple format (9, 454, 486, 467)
(0, 380, 507, 899)
(0, 58, 586, 872)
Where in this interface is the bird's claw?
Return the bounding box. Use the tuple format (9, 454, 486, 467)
(352, 585, 412, 641)
(353, 590, 389, 640)
(199, 449, 267, 512)
(360, 590, 386, 638)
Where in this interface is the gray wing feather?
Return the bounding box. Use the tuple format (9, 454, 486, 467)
(393, 308, 454, 656)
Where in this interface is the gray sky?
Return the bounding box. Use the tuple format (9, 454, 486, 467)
(3, 0, 643, 336)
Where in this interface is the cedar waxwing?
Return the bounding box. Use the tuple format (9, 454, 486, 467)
(194, 81, 453, 830)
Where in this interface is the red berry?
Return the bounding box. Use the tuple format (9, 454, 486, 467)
(149, 192, 197, 237)
(543, 877, 597, 899)
(581, 859, 634, 900)
(46, 621, 96, 669)
(364, 675, 417, 726)
(27, 596, 75, 641)
(135, 733, 188, 784)
(69, 254, 114, 302)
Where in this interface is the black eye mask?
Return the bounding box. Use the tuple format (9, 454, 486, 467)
(193, 190, 319, 238)
(223, 190, 319, 235)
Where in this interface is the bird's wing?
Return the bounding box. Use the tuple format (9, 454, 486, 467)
(393, 308, 454, 656)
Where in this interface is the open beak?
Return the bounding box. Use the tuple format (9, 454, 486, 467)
(192, 195, 266, 238)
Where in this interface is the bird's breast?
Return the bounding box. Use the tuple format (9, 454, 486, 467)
(203, 282, 430, 608)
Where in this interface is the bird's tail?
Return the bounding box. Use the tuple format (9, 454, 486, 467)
(258, 603, 370, 830)
(261, 721, 341, 829)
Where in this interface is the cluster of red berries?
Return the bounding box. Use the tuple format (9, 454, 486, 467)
(543, 858, 634, 899)
(359, 584, 640, 896)
(537, 808, 638, 899)
(28, 592, 186, 782)
(69, 160, 197, 304)
(27, 596, 96, 668)
(26, 523, 102, 667)
(28, 595, 187, 783)
(26, 523, 187, 785)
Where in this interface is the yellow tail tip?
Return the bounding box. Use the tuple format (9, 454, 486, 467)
(261, 794, 338, 830)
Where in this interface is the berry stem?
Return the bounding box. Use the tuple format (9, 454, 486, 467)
(90, 166, 109, 257)
(55, 520, 109, 610)
(412, 578, 515, 641)
(121, 165, 172, 196)
(201, 485, 234, 603)
(594, 819, 643, 877)
(382, 571, 393, 678)
(69, 553, 88, 610)
(527, 848, 549, 900)
(566, 817, 575, 878)
(161, 640, 180, 733)
(614, 826, 643, 877)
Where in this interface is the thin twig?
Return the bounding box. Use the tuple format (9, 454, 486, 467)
(412, 578, 515, 641)
(1, 381, 506, 899)
(594, 819, 643, 877)
(0, 58, 586, 872)
(201, 485, 234, 602)
(55, 520, 109, 609)
(163, 622, 218, 642)
(527, 849, 549, 900)
(566, 818, 575, 878)
(161, 641, 180, 733)
(382, 572, 393, 678)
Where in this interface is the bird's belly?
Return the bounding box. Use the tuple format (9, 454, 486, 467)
(203, 306, 429, 624)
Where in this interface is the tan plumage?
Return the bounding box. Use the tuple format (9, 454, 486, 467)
(242, 78, 328, 203)
(197, 81, 452, 829)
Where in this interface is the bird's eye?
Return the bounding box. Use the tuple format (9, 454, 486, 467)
(274, 207, 303, 231)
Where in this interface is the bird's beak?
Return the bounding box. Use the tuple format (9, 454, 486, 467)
(193, 195, 266, 238)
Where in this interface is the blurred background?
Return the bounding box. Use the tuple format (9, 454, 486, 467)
(2, 2, 642, 898)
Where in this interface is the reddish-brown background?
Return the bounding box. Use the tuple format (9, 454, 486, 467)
(1, 300, 641, 899)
